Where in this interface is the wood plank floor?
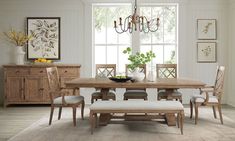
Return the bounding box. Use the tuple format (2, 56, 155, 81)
(0, 105, 50, 141)
(0, 105, 235, 141)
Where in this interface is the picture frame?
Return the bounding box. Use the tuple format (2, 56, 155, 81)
(197, 42, 216, 63)
(197, 19, 216, 40)
(27, 17, 61, 60)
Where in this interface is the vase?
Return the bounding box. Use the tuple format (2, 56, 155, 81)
(147, 70, 156, 82)
(15, 46, 25, 65)
(131, 67, 145, 82)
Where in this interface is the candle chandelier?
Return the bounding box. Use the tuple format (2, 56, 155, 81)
(114, 0, 160, 34)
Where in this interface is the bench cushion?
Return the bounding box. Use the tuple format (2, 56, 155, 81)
(90, 101, 184, 111)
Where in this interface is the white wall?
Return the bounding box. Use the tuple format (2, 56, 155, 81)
(0, 0, 232, 106)
(227, 0, 235, 107)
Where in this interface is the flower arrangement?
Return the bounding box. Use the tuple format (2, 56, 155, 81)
(3, 28, 31, 46)
(123, 47, 156, 71)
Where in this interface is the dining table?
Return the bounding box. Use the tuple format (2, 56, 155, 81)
(65, 77, 206, 126)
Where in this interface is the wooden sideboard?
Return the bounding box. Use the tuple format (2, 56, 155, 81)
(3, 64, 81, 107)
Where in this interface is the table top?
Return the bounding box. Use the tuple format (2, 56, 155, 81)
(65, 77, 206, 89)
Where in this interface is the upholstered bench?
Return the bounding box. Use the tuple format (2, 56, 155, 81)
(89, 101, 184, 134)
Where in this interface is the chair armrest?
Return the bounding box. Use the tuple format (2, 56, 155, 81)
(200, 85, 214, 93)
(50, 91, 69, 105)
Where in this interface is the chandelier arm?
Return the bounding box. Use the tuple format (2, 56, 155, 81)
(142, 16, 150, 33)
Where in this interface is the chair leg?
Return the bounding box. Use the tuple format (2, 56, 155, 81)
(177, 113, 180, 128)
(212, 106, 217, 119)
(194, 103, 199, 124)
(58, 107, 62, 120)
(218, 104, 223, 124)
(72, 107, 77, 126)
(91, 97, 94, 104)
(190, 100, 193, 119)
(81, 101, 85, 120)
(49, 106, 54, 125)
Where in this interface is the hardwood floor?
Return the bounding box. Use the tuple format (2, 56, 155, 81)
(0, 105, 49, 141)
(0, 105, 235, 141)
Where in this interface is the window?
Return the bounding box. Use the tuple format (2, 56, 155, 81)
(140, 5, 177, 65)
(93, 3, 178, 74)
(93, 4, 132, 73)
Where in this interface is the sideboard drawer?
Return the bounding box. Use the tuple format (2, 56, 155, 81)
(6, 68, 30, 76)
(30, 68, 46, 75)
(58, 68, 78, 76)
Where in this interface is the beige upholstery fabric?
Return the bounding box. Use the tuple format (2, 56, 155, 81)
(53, 96, 84, 105)
(191, 95, 218, 103)
(90, 101, 184, 111)
(124, 90, 147, 97)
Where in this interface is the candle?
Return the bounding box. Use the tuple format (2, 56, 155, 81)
(114, 21, 117, 28)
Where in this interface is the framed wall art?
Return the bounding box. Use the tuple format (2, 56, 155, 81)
(27, 17, 61, 60)
(197, 42, 216, 63)
(197, 19, 216, 40)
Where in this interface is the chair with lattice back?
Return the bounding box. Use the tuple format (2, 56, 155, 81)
(123, 64, 148, 100)
(46, 67, 85, 126)
(91, 64, 116, 103)
(190, 66, 225, 124)
(156, 64, 182, 102)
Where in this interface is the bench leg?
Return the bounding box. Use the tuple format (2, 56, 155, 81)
(180, 111, 184, 135)
(89, 111, 95, 134)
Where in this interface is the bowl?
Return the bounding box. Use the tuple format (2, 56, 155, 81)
(109, 76, 132, 83)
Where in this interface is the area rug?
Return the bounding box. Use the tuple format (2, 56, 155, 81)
(8, 107, 235, 141)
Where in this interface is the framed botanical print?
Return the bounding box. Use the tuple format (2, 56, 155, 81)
(197, 42, 216, 63)
(27, 17, 61, 60)
(197, 19, 216, 40)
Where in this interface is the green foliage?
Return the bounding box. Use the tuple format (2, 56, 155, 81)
(123, 47, 156, 71)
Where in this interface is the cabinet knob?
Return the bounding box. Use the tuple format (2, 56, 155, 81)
(16, 70, 20, 73)
(64, 70, 68, 73)
(39, 88, 44, 91)
(40, 71, 43, 73)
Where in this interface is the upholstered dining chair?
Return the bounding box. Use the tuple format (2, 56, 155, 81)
(46, 67, 85, 126)
(156, 64, 182, 102)
(123, 64, 148, 100)
(91, 64, 116, 103)
(190, 66, 225, 124)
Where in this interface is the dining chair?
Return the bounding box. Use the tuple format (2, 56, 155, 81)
(91, 64, 116, 103)
(156, 64, 182, 102)
(190, 66, 225, 124)
(123, 64, 148, 100)
(46, 67, 85, 126)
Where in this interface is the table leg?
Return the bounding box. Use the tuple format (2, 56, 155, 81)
(165, 89, 176, 126)
(99, 88, 111, 126)
(166, 114, 176, 126)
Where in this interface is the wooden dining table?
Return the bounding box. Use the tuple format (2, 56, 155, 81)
(65, 77, 206, 125)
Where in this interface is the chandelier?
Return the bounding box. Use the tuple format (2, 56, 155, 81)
(114, 0, 160, 34)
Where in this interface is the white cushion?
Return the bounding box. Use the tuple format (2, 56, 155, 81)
(191, 94, 218, 103)
(53, 96, 84, 104)
(90, 101, 184, 111)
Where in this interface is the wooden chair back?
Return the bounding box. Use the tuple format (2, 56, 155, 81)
(125, 64, 147, 77)
(156, 64, 177, 78)
(46, 67, 61, 101)
(96, 64, 116, 77)
(213, 66, 225, 100)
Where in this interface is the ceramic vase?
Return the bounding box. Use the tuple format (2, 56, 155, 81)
(15, 46, 25, 65)
(131, 67, 145, 82)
